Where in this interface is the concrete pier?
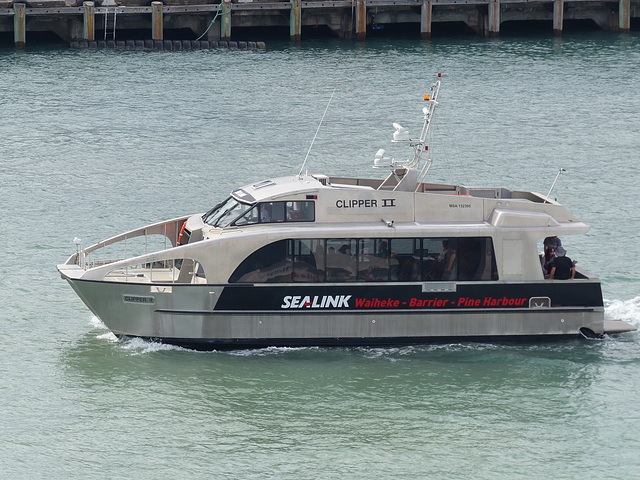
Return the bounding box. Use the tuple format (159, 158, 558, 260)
(553, 0, 564, 35)
(488, 0, 501, 37)
(290, 0, 301, 41)
(220, 0, 231, 41)
(13, 3, 25, 48)
(0, 0, 637, 47)
(83, 2, 95, 42)
(620, 0, 631, 32)
(421, 0, 432, 39)
(355, 0, 366, 41)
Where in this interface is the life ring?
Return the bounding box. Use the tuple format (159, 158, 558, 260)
(178, 222, 187, 245)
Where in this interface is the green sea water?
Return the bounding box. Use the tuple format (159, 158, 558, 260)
(1, 33, 639, 478)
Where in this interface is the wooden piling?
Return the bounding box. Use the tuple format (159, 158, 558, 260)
(619, 0, 631, 32)
(83, 2, 95, 42)
(356, 0, 366, 41)
(421, 0, 432, 39)
(152, 1, 163, 41)
(290, 0, 301, 41)
(14, 3, 26, 48)
(553, 0, 564, 35)
(221, 0, 232, 41)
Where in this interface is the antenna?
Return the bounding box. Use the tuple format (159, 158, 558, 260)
(298, 89, 336, 177)
(545, 168, 565, 203)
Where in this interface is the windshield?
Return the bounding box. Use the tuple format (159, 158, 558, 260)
(202, 197, 253, 227)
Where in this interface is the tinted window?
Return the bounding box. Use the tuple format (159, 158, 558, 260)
(233, 201, 315, 226)
(202, 197, 253, 227)
(286, 201, 315, 222)
(228, 240, 291, 283)
(229, 237, 498, 283)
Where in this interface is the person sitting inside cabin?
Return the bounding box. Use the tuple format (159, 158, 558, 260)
(260, 204, 271, 222)
(543, 236, 562, 276)
(544, 236, 561, 258)
(543, 248, 555, 278)
(438, 240, 457, 280)
(548, 246, 575, 280)
(377, 240, 390, 259)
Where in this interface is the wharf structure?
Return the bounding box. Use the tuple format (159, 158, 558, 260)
(0, 0, 638, 47)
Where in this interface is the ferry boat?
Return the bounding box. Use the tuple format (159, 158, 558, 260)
(57, 77, 635, 349)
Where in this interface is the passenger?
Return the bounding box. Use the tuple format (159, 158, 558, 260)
(544, 236, 561, 257)
(438, 240, 457, 280)
(542, 248, 555, 278)
(548, 246, 575, 280)
(338, 244, 351, 255)
(260, 204, 271, 222)
(543, 236, 562, 275)
(377, 240, 390, 258)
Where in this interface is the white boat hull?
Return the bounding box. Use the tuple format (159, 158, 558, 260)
(63, 276, 613, 349)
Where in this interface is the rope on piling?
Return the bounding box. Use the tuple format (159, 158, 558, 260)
(195, 2, 232, 42)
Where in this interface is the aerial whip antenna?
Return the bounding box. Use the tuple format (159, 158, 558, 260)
(298, 89, 335, 177)
(545, 168, 565, 203)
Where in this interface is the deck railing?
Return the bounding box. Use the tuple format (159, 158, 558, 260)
(80, 216, 189, 271)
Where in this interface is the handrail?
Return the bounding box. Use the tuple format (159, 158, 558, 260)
(80, 215, 191, 269)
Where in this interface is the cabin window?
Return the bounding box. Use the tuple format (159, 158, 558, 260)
(327, 239, 356, 282)
(357, 239, 391, 281)
(293, 239, 324, 282)
(390, 238, 421, 281)
(233, 201, 315, 226)
(421, 238, 459, 281)
(228, 240, 292, 283)
(286, 201, 315, 222)
(234, 205, 259, 226)
(202, 197, 253, 227)
(229, 237, 498, 283)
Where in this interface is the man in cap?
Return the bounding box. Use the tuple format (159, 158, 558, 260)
(548, 246, 575, 280)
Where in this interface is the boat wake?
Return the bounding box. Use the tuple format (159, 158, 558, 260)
(605, 297, 640, 327)
(90, 316, 186, 354)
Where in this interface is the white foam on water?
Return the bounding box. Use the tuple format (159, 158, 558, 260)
(96, 331, 118, 342)
(88, 315, 184, 353)
(120, 337, 185, 355)
(227, 346, 319, 357)
(89, 315, 108, 330)
(604, 296, 640, 327)
(90, 315, 119, 342)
